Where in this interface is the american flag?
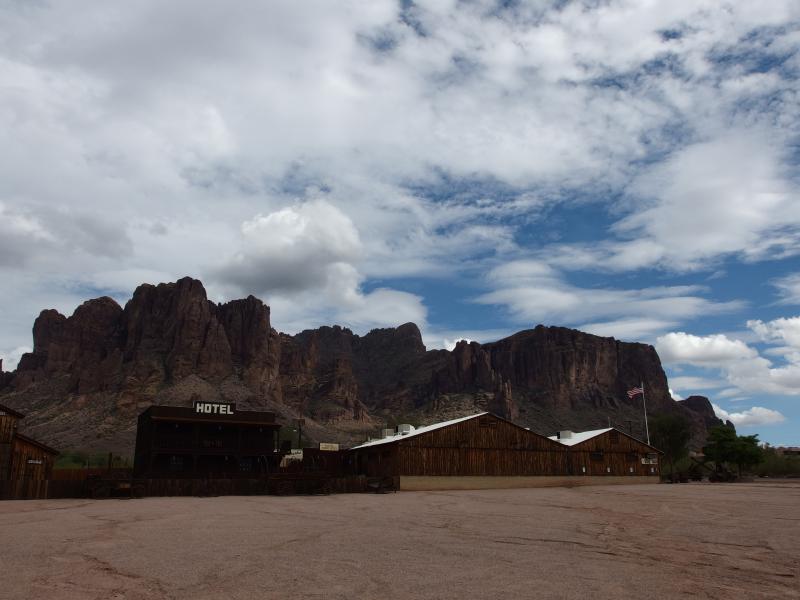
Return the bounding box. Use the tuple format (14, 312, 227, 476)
(627, 386, 644, 398)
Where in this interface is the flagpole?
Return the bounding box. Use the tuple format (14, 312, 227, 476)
(641, 380, 650, 445)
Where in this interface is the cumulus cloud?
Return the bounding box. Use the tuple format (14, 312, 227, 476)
(658, 328, 800, 398)
(712, 404, 786, 427)
(215, 199, 426, 333)
(748, 317, 800, 352)
(656, 332, 758, 366)
(217, 200, 362, 295)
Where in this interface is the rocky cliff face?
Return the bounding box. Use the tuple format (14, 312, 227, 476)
(678, 395, 730, 430)
(0, 277, 718, 452)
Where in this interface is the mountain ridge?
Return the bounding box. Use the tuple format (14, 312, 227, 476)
(0, 276, 723, 453)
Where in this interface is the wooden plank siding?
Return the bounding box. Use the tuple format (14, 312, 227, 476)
(9, 435, 57, 480)
(397, 447, 569, 476)
(567, 430, 661, 477)
(398, 415, 568, 476)
(351, 415, 663, 481)
(0, 413, 18, 443)
(353, 414, 571, 478)
(0, 413, 18, 479)
(0, 479, 50, 500)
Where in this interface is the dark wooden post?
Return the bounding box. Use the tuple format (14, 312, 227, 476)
(294, 418, 305, 449)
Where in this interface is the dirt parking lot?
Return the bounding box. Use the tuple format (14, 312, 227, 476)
(0, 481, 797, 600)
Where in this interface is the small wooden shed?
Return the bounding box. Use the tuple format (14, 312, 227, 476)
(549, 428, 662, 477)
(0, 403, 58, 482)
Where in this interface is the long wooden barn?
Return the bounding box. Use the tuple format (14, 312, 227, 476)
(349, 413, 661, 490)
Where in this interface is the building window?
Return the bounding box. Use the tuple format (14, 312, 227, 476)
(581, 466, 586, 474)
(590, 451, 604, 461)
(626, 452, 638, 462)
(169, 456, 183, 471)
(606, 467, 611, 473)
(609, 431, 620, 444)
(478, 417, 497, 428)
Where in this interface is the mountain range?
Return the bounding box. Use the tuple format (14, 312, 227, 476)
(0, 277, 724, 454)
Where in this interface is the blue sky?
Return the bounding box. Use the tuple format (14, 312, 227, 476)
(1, 1, 799, 444)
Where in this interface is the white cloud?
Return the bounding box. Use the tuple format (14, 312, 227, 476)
(773, 274, 800, 305)
(216, 199, 427, 334)
(659, 328, 800, 398)
(748, 317, 800, 353)
(712, 404, 786, 427)
(0, 346, 31, 372)
(1, 0, 799, 373)
(476, 261, 741, 339)
(581, 318, 681, 341)
(716, 388, 746, 400)
(542, 133, 800, 274)
(656, 332, 758, 366)
(217, 199, 362, 295)
(669, 376, 725, 392)
(617, 133, 800, 270)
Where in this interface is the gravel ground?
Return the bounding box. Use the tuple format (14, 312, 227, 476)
(1, 481, 798, 600)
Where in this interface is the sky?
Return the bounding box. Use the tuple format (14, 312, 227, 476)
(1, 0, 799, 444)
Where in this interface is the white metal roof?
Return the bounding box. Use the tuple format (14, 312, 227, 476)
(350, 412, 488, 450)
(548, 428, 613, 446)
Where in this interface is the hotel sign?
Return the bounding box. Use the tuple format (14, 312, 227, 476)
(193, 401, 236, 416)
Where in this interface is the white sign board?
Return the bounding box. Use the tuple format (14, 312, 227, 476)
(193, 402, 235, 415)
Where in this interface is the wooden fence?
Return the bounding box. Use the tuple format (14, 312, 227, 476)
(1, 476, 367, 500)
(51, 468, 133, 481)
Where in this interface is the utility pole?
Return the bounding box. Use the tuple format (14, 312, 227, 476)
(641, 380, 650, 446)
(293, 418, 305, 449)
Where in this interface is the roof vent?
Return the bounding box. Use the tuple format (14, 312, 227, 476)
(397, 424, 415, 435)
(558, 430, 574, 440)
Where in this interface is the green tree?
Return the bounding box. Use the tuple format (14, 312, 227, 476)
(732, 434, 764, 476)
(650, 414, 691, 481)
(704, 426, 764, 477)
